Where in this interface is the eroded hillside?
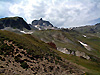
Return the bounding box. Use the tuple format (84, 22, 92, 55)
(0, 30, 86, 75)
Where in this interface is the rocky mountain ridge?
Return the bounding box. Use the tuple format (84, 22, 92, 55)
(32, 18, 58, 30)
(0, 17, 59, 31)
(0, 16, 100, 32)
(0, 17, 31, 30)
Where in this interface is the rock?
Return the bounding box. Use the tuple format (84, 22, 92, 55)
(32, 18, 53, 27)
(57, 48, 90, 60)
(75, 51, 90, 60)
(57, 48, 71, 54)
(32, 18, 58, 30)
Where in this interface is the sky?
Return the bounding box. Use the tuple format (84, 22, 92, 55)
(0, 0, 100, 28)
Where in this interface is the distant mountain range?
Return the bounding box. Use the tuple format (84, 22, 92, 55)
(0, 16, 100, 33)
(73, 23, 100, 37)
(0, 17, 58, 31)
(73, 23, 100, 33)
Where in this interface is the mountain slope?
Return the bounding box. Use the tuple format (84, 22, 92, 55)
(32, 29, 100, 75)
(74, 23, 100, 33)
(0, 30, 86, 75)
(0, 17, 31, 30)
(33, 29, 100, 57)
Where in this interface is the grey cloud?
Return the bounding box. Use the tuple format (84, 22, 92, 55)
(0, 0, 100, 28)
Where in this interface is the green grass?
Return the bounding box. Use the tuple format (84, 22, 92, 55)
(33, 29, 100, 59)
(76, 34, 100, 57)
(53, 49, 100, 75)
(1, 30, 100, 74)
(32, 30, 86, 51)
(0, 30, 57, 58)
(32, 29, 100, 75)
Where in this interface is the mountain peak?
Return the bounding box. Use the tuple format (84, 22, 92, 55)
(40, 18, 43, 20)
(31, 18, 56, 30)
(0, 16, 31, 30)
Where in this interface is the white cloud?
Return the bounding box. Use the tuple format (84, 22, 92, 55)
(0, 0, 100, 28)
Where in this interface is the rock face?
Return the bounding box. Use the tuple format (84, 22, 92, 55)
(0, 17, 31, 30)
(32, 18, 53, 27)
(57, 48, 90, 60)
(75, 51, 90, 60)
(32, 18, 57, 30)
(57, 48, 71, 55)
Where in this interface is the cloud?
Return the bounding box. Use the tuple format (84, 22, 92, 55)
(0, 0, 100, 28)
(0, 0, 20, 3)
(0, 0, 21, 18)
(0, 1, 11, 17)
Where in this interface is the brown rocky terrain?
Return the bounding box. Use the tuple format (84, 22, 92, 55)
(0, 40, 85, 75)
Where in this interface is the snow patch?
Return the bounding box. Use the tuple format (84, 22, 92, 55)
(78, 40, 91, 51)
(83, 35, 86, 37)
(35, 25, 38, 28)
(20, 31, 33, 34)
(20, 31, 26, 33)
(78, 40, 88, 46)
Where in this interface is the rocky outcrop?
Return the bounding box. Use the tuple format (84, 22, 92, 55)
(57, 48, 90, 60)
(32, 18, 58, 30)
(75, 51, 90, 60)
(57, 48, 72, 55)
(0, 17, 31, 30)
(32, 18, 53, 27)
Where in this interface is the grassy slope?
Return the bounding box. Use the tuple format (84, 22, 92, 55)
(76, 34, 100, 57)
(33, 30, 99, 55)
(32, 30, 86, 51)
(73, 23, 100, 38)
(32, 30, 100, 56)
(0, 30, 100, 74)
(32, 29, 100, 75)
(53, 49, 100, 75)
(0, 30, 59, 59)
